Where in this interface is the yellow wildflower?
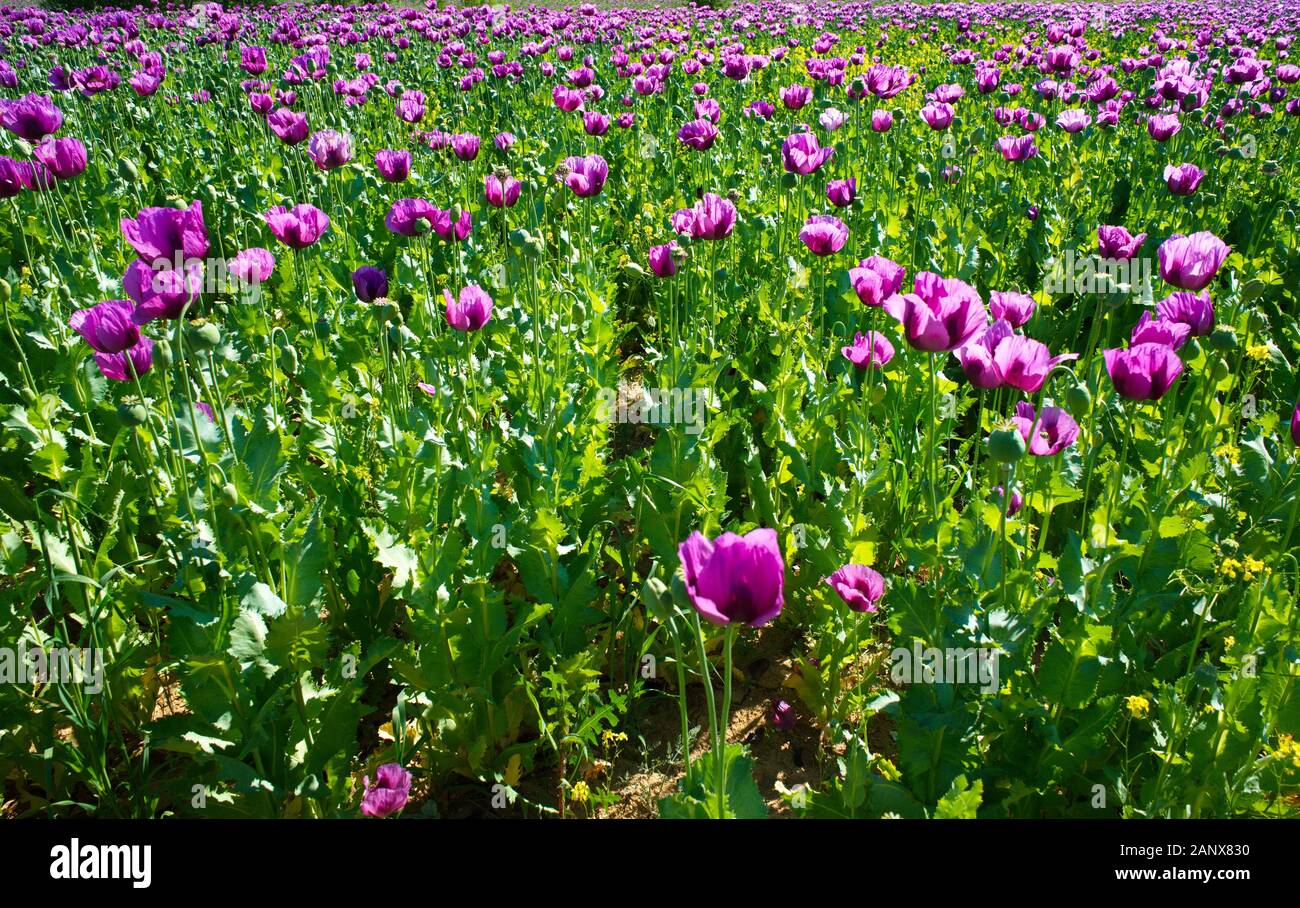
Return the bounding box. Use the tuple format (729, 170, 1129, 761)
(1213, 442, 1240, 463)
(1245, 344, 1270, 362)
(1125, 695, 1150, 719)
(1271, 734, 1300, 769)
(570, 781, 590, 803)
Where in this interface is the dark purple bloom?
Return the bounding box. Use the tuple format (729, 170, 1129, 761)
(1158, 232, 1230, 292)
(68, 299, 140, 353)
(94, 336, 154, 382)
(361, 763, 411, 818)
(1156, 290, 1214, 336)
(841, 331, 894, 370)
(1012, 401, 1080, 455)
(677, 528, 785, 627)
(0, 93, 63, 142)
(353, 266, 388, 302)
(375, 149, 411, 183)
(883, 272, 987, 352)
(1104, 343, 1185, 400)
(1097, 225, 1147, 260)
(121, 200, 210, 265)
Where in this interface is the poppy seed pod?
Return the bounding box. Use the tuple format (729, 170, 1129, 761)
(116, 402, 149, 426)
(1065, 383, 1092, 417)
(987, 423, 1027, 464)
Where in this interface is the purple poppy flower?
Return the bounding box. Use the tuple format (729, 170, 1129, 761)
(583, 111, 610, 136)
(307, 130, 353, 171)
(267, 107, 309, 145)
(485, 172, 521, 208)
(33, 136, 86, 180)
(799, 214, 848, 256)
(957, 320, 1016, 389)
(451, 133, 480, 162)
(1012, 401, 1080, 455)
(996, 134, 1039, 162)
(1164, 163, 1205, 196)
(123, 258, 203, 322)
(562, 154, 608, 197)
(1292, 403, 1300, 446)
(375, 149, 411, 183)
(648, 242, 678, 278)
(68, 299, 140, 353)
(1056, 109, 1091, 133)
(883, 272, 988, 352)
(1130, 311, 1191, 349)
(1156, 290, 1214, 336)
(1158, 232, 1229, 292)
(1104, 343, 1185, 400)
(121, 200, 210, 265)
(1097, 225, 1147, 260)
(992, 484, 1023, 516)
(995, 335, 1079, 393)
(989, 291, 1035, 327)
(444, 284, 493, 331)
(228, 248, 276, 285)
(0, 157, 23, 198)
(827, 178, 856, 208)
(353, 266, 388, 302)
(870, 109, 894, 132)
(1147, 113, 1181, 141)
(687, 192, 736, 241)
(819, 108, 849, 132)
(849, 256, 906, 307)
(780, 84, 812, 109)
(677, 117, 718, 151)
(431, 207, 472, 242)
(782, 131, 834, 175)
(361, 763, 412, 818)
(94, 336, 154, 382)
(825, 563, 885, 613)
(920, 101, 954, 130)
(384, 198, 437, 238)
(841, 331, 894, 370)
(0, 93, 63, 142)
(677, 528, 785, 627)
(770, 699, 796, 731)
(265, 203, 330, 249)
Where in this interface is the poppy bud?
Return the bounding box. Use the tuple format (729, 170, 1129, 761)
(0, 278, 9, 302)
(20, 387, 37, 405)
(1065, 384, 1092, 417)
(278, 344, 298, 375)
(219, 482, 239, 507)
(987, 423, 1027, 464)
(870, 383, 887, 404)
(191, 322, 222, 349)
(154, 338, 174, 367)
(1211, 357, 1231, 381)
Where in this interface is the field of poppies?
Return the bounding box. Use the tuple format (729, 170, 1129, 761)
(0, 0, 1298, 820)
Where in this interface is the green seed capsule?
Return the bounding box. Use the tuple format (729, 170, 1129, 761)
(191, 322, 222, 349)
(154, 338, 173, 367)
(117, 402, 149, 426)
(1211, 357, 1231, 382)
(20, 387, 37, 405)
(1183, 337, 1202, 360)
(1209, 327, 1237, 351)
(987, 424, 1027, 464)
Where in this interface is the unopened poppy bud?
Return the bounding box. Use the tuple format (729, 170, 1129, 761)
(154, 338, 174, 367)
(1065, 383, 1092, 417)
(1211, 357, 1231, 381)
(870, 383, 887, 404)
(987, 423, 1027, 464)
(191, 322, 222, 349)
(219, 482, 239, 506)
(278, 344, 298, 374)
(0, 279, 9, 302)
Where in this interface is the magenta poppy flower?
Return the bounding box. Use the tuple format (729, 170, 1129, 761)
(883, 272, 988, 352)
(431, 207, 472, 243)
(1292, 402, 1300, 446)
(265, 203, 330, 249)
(996, 134, 1039, 161)
(799, 214, 847, 256)
(121, 200, 209, 264)
(825, 563, 885, 613)
(920, 101, 954, 130)
(870, 109, 894, 132)
(770, 698, 796, 731)
(494, 132, 516, 151)
(1012, 401, 1080, 456)
(444, 284, 493, 331)
(849, 256, 906, 307)
(1097, 225, 1147, 260)
(0, 157, 23, 198)
(307, 130, 353, 171)
(993, 484, 1023, 516)
(228, 247, 276, 285)
(1157, 232, 1229, 292)
(780, 84, 812, 109)
(677, 117, 718, 150)
(1156, 290, 1214, 336)
(1104, 343, 1185, 400)
(384, 198, 437, 237)
(583, 111, 610, 136)
(451, 133, 480, 161)
(353, 266, 388, 302)
(267, 107, 309, 145)
(688, 192, 736, 241)
(563, 153, 608, 197)
(957, 320, 1016, 389)
(0, 93, 63, 142)
(864, 64, 911, 99)
(648, 242, 678, 277)
(361, 763, 411, 818)
(677, 528, 785, 627)
(782, 131, 834, 175)
(123, 258, 203, 322)
(841, 331, 894, 370)
(484, 172, 521, 208)
(989, 291, 1035, 328)
(375, 149, 411, 183)
(94, 336, 154, 382)
(1164, 163, 1205, 196)
(68, 299, 140, 353)
(552, 85, 584, 112)
(1056, 109, 1091, 133)
(1147, 113, 1181, 141)
(33, 136, 86, 180)
(995, 335, 1079, 393)
(827, 178, 856, 208)
(1130, 311, 1191, 349)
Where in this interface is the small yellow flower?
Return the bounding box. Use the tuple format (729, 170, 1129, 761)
(570, 781, 590, 803)
(1246, 344, 1270, 362)
(1125, 695, 1150, 719)
(1270, 734, 1300, 769)
(1213, 442, 1240, 464)
(1218, 557, 1242, 580)
(601, 730, 627, 747)
(1223, 635, 1235, 651)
